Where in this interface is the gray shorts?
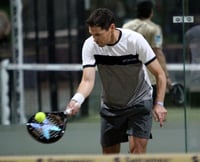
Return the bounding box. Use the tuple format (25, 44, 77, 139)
(100, 99, 153, 147)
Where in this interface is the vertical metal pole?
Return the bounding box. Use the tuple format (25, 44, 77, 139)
(10, 0, 26, 123)
(33, 0, 42, 112)
(0, 60, 10, 125)
(46, 0, 58, 111)
(182, 0, 188, 153)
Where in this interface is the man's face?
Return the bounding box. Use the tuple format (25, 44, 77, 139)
(88, 25, 113, 47)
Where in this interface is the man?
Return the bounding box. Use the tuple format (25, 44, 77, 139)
(123, 1, 172, 102)
(66, 8, 167, 154)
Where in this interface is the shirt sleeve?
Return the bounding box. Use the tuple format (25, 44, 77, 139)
(152, 25, 163, 48)
(134, 33, 156, 65)
(82, 37, 96, 67)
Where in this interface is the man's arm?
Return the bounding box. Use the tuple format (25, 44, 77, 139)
(147, 59, 166, 102)
(147, 59, 167, 127)
(66, 67, 96, 115)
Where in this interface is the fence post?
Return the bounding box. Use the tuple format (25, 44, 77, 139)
(10, 0, 27, 123)
(0, 59, 10, 125)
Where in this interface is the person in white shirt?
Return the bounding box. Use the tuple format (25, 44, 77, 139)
(65, 8, 167, 154)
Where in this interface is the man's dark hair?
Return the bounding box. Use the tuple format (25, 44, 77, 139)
(136, 1, 154, 19)
(86, 8, 115, 30)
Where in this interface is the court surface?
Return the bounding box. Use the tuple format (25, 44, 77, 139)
(0, 117, 199, 156)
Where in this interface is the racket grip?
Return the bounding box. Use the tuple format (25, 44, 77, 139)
(64, 108, 72, 115)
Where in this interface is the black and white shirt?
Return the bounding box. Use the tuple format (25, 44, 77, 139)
(82, 28, 156, 109)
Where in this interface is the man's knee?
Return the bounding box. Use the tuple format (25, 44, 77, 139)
(129, 137, 148, 154)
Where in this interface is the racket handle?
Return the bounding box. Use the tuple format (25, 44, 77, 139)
(64, 108, 72, 115)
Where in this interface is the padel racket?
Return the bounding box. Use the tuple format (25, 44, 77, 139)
(26, 109, 71, 144)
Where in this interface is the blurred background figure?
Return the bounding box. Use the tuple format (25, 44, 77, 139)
(0, 10, 10, 41)
(123, 0, 172, 103)
(185, 25, 200, 64)
(185, 25, 200, 85)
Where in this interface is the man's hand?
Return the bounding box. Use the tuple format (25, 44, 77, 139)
(152, 104, 167, 127)
(65, 100, 81, 116)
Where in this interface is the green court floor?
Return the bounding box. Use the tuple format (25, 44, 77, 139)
(0, 116, 199, 156)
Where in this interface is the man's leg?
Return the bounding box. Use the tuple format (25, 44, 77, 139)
(129, 136, 148, 153)
(102, 144, 120, 154)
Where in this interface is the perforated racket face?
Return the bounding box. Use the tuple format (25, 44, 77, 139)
(26, 112, 67, 144)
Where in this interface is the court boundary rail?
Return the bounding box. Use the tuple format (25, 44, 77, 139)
(0, 153, 199, 162)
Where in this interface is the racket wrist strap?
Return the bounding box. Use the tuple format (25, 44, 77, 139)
(71, 93, 85, 105)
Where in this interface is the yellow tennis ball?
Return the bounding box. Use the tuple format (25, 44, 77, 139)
(34, 112, 46, 122)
